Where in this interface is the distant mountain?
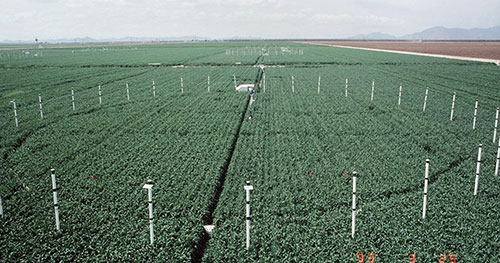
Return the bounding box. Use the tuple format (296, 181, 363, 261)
(0, 36, 212, 44)
(401, 26, 500, 40)
(348, 32, 397, 40)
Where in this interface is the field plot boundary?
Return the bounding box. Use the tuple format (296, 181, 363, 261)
(302, 41, 500, 66)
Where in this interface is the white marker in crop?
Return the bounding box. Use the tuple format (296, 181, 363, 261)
(38, 94, 43, 119)
(126, 82, 130, 101)
(474, 144, 482, 196)
(50, 169, 61, 232)
(398, 84, 402, 105)
(494, 107, 499, 142)
(473, 100, 479, 130)
(180, 77, 184, 94)
(450, 92, 456, 121)
(98, 84, 102, 105)
(233, 74, 237, 90)
(244, 180, 254, 250)
(152, 81, 156, 97)
(71, 89, 75, 111)
(143, 180, 154, 245)
(263, 73, 266, 93)
(345, 78, 348, 97)
(317, 76, 321, 94)
(422, 159, 430, 219)
(10, 100, 18, 127)
(291, 76, 295, 93)
(207, 76, 210, 92)
(423, 87, 429, 112)
(495, 137, 500, 176)
(370, 80, 375, 101)
(351, 171, 357, 239)
(0, 196, 3, 216)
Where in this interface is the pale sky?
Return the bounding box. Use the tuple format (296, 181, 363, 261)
(1, 0, 499, 40)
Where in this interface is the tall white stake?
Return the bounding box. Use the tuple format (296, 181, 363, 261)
(98, 84, 102, 105)
(473, 100, 478, 130)
(263, 73, 266, 93)
(244, 180, 254, 250)
(181, 77, 184, 94)
(126, 82, 130, 101)
(398, 84, 402, 105)
(494, 107, 499, 142)
(495, 137, 500, 176)
(143, 180, 154, 245)
(0, 196, 3, 216)
(422, 159, 430, 219)
(233, 74, 237, 90)
(291, 76, 295, 93)
(71, 89, 75, 111)
(345, 78, 348, 97)
(351, 172, 357, 239)
(317, 76, 321, 94)
(207, 76, 210, 92)
(371, 80, 375, 101)
(152, 81, 156, 97)
(11, 100, 18, 127)
(474, 144, 482, 196)
(450, 92, 456, 121)
(38, 94, 43, 119)
(423, 87, 429, 112)
(50, 169, 61, 232)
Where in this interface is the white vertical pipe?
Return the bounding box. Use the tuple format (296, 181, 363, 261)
(398, 84, 402, 105)
(291, 76, 295, 93)
(50, 169, 61, 232)
(450, 92, 456, 121)
(181, 77, 184, 94)
(422, 159, 430, 219)
(351, 171, 357, 239)
(126, 82, 130, 101)
(317, 76, 321, 94)
(474, 144, 482, 196)
(423, 87, 428, 112)
(495, 137, 500, 176)
(244, 181, 253, 250)
(233, 74, 237, 90)
(345, 78, 348, 97)
(0, 196, 3, 216)
(473, 100, 478, 130)
(71, 89, 75, 111)
(207, 76, 210, 92)
(494, 108, 499, 142)
(11, 100, 18, 127)
(38, 94, 43, 119)
(263, 73, 266, 93)
(371, 80, 375, 101)
(98, 84, 102, 105)
(152, 81, 156, 97)
(143, 180, 154, 245)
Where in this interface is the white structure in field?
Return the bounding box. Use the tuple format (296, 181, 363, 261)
(236, 84, 255, 93)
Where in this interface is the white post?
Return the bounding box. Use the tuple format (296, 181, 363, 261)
(143, 180, 154, 245)
(371, 80, 375, 101)
(11, 100, 18, 127)
(423, 87, 428, 112)
(317, 76, 321, 94)
(233, 74, 237, 90)
(351, 171, 357, 239)
(71, 89, 75, 111)
(181, 77, 184, 94)
(398, 84, 402, 105)
(152, 81, 156, 97)
(98, 84, 102, 105)
(50, 169, 61, 232)
(474, 144, 482, 196)
(494, 107, 499, 142)
(0, 196, 3, 216)
(345, 78, 348, 97)
(422, 159, 430, 219)
(207, 76, 210, 92)
(473, 100, 478, 130)
(291, 76, 295, 93)
(495, 137, 500, 176)
(126, 82, 130, 101)
(263, 73, 266, 93)
(38, 94, 43, 119)
(244, 180, 254, 250)
(450, 92, 456, 121)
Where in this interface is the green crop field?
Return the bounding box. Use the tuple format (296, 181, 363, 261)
(0, 42, 499, 262)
